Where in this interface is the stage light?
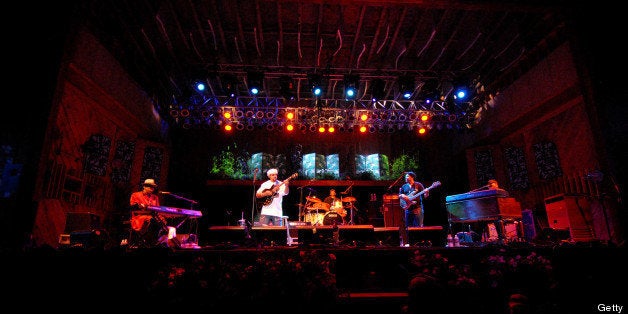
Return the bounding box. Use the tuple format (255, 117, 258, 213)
(421, 113, 429, 122)
(286, 111, 295, 120)
(318, 126, 326, 133)
(418, 127, 426, 134)
(308, 73, 324, 97)
(328, 126, 335, 133)
(359, 126, 367, 133)
(193, 80, 207, 92)
(313, 87, 322, 97)
(224, 124, 233, 131)
(223, 111, 232, 119)
(360, 113, 369, 121)
(344, 74, 359, 100)
(286, 124, 294, 131)
(398, 75, 415, 99)
(247, 71, 264, 96)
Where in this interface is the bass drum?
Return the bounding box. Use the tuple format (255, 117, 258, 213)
(323, 211, 344, 226)
(304, 211, 325, 225)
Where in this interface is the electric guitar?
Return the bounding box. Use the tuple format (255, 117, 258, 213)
(259, 173, 298, 206)
(399, 181, 441, 210)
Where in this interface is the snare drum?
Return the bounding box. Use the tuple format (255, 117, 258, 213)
(323, 212, 344, 226)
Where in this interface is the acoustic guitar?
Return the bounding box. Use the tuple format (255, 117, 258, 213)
(259, 173, 298, 206)
(399, 181, 441, 210)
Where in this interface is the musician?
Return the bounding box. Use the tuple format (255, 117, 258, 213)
(487, 179, 509, 196)
(399, 172, 429, 246)
(256, 168, 289, 226)
(129, 178, 177, 247)
(323, 188, 340, 207)
(324, 188, 346, 222)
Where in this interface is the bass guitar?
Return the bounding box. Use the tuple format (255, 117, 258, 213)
(399, 181, 441, 210)
(259, 173, 298, 206)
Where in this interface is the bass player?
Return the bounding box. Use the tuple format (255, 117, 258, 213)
(398, 171, 429, 246)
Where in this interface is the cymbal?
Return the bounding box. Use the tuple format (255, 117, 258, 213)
(341, 196, 357, 202)
(306, 196, 321, 203)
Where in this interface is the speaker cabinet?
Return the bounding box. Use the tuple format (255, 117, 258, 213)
(544, 194, 595, 241)
(297, 226, 335, 245)
(382, 194, 401, 227)
(205, 226, 247, 245)
(407, 226, 445, 247)
(338, 225, 375, 245)
(374, 227, 400, 246)
(521, 209, 536, 241)
(252, 226, 290, 246)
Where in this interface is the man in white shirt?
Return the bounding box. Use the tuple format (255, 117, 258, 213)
(256, 168, 289, 226)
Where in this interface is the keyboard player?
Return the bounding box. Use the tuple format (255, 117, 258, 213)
(129, 178, 178, 248)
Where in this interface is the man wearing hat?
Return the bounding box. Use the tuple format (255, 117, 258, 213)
(256, 168, 290, 226)
(129, 178, 177, 247)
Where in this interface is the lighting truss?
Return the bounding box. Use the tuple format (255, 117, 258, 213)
(164, 96, 476, 131)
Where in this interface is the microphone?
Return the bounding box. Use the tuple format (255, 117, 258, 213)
(159, 191, 170, 195)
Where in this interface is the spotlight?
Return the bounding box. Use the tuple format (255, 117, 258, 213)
(308, 73, 324, 97)
(193, 80, 207, 93)
(247, 71, 264, 96)
(398, 75, 415, 99)
(344, 74, 359, 100)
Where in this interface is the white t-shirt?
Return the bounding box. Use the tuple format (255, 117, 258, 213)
(257, 179, 288, 217)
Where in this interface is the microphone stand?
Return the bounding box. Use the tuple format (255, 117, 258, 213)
(297, 181, 313, 222)
(251, 170, 259, 224)
(162, 192, 198, 208)
(160, 192, 199, 245)
(387, 173, 405, 192)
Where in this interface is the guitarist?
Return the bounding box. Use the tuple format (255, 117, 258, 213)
(398, 171, 429, 246)
(255, 168, 290, 226)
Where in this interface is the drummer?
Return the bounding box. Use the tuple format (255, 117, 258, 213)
(323, 189, 340, 208)
(324, 188, 346, 218)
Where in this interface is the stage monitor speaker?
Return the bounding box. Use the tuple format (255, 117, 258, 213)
(374, 227, 400, 246)
(252, 226, 290, 246)
(407, 226, 445, 247)
(68, 229, 108, 249)
(382, 194, 401, 227)
(297, 226, 335, 246)
(206, 226, 247, 245)
(64, 212, 101, 233)
(338, 225, 375, 246)
(521, 209, 536, 241)
(544, 194, 595, 241)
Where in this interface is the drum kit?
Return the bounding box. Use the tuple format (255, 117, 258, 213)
(302, 194, 357, 225)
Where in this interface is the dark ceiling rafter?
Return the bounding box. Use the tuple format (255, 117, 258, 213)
(78, 0, 569, 129)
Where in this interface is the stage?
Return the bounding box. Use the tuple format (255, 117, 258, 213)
(8, 228, 626, 314)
